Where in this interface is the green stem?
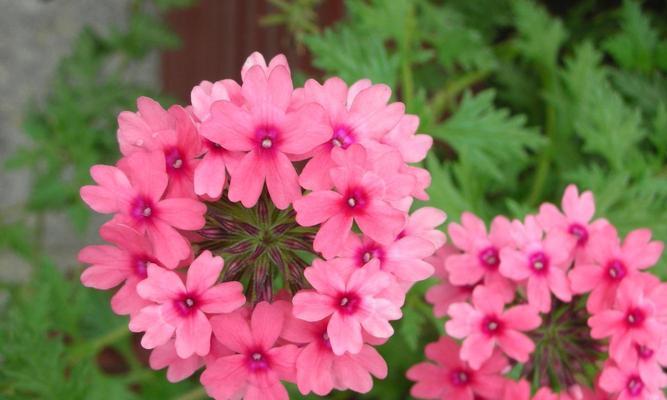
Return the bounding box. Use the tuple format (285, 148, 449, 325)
(430, 70, 491, 117)
(176, 386, 208, 400)
(527, 67, 558, 206)
(400, 4, 416, 106)
(67, 323, 130, 364)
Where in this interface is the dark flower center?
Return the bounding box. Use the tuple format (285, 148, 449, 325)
(331, 125, 355, 149)
(625, 308, 646, 328)
(606, 259, 627, 281)
(529, 251, 549, 274)
(627, 376, 644, 396)
(478, 246, 499, 269)
(336, 292, 361, 315)
(130, 196, 155, 222)
(248, 351, 270, 372)
(481, 315, 503, 336)
(255, 125, 280, 150)
(568, 223, 589, 246)
(449, 369, 470, 387)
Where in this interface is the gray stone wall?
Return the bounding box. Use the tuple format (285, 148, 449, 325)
(0, 0, 159, 281)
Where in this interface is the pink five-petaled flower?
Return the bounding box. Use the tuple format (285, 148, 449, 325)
(599, 361, 665, 400)
(295, 77, 405, 190)
(293, 145, 406, 258)
(148, 337, 230, 383)
(406, 336, 508, 400)
(425, 246, 474, 318)
(130, 251, 245, 358)
(446, 284, 541, 369)
(198, 56, 331, 210)
(117, 98, 202, 199)
(588, 275, 665, 363)
(569, 225, 664, 313)
(446, 213, 514, 295)
(537, 184, 609, 264)
(78, 222, 155, 316)
(499, 216, 573, 313)
(282, 315, 388, 395)
(80, 151, 206, 268)
(292, 259, 402, 355)
(339, 232, 435, 284)
(201, 301, 300, 400)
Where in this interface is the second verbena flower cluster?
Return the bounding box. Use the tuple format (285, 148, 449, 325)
(411, 185, 667, 399)
(78, 52, 444, 399)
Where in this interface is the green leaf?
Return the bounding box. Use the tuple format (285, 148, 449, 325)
(512, 0, 567, 68)
(431, 90, 543, 184)
(603, 0, 661, 73)
(303, 26, 400, 87)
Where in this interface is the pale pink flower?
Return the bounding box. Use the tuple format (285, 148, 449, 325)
(80, 151, 206, 268)
(130, 251, 245, 358)
(190, 79, 242, 122)
(425, 246, 473, 317)
(380, 114, 432, 164)
(293, 145, 407, 258)
(241, 52, 290, 80)
(537, 184, 609, 264)
(599, 361, 665, 400)
(117, 99, 202, 198)
(589, 275, 665, 363)
(446, 213, 514, 295)
(499, 216, 573, 312)
(282, 316, 387, 395)
(406, 336, 508, 400)
(149, 337, 230, 383)
(446, 284, 541, 369)
(295, 77, 405, 190)
(338, 233, 435, 283)
(78, 222, 155, 316)
(292, 259, 401, 355)
(399, 206, 447, 250)
(201, 302, 299, 400)
(569, 225, 664, 313)
(199, 58, 330, 209)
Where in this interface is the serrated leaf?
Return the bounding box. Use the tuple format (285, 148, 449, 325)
(512, 0, 567, 68)
(303, 26, 400, 87)
(431, 90, 543, 183)
(603, 0, 661, 73)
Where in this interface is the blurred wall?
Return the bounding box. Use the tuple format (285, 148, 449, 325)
(0, 0, 158, 280)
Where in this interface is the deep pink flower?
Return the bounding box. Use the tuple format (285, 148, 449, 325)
(199, 58, 330, 209)
(201, 302, 299, 400)
(295, 77, 405, 190)
(117, 98, 202, 198)
(425, 246, 473, 317)
(282, 315, 387, 395)
(446, 213, 514, 295)
(80, 151, 206, 268)
(499, 216, 573, 312)
(292, 259, 401, 355)
(406, 336, 508, 400)
(78, 222, 155, 316)
(293, 145, 407, 258)
(130, 251, 245, 358)
(599, 361, 665, 400)
(622, 340, 667, 390)
(537, 184, 609, 264)
(339, 233, 435, 283)
(446, 284, 541, 369)
(570, 225, 664, 313)
(589, 275, 665, 363)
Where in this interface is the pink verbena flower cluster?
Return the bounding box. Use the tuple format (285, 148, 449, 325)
(78, 52, 445, 399)
(410, 185, 667, 400)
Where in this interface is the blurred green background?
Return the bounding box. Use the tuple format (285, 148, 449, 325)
(1, 0, 666, 398)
